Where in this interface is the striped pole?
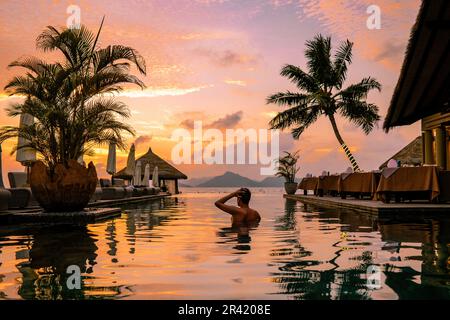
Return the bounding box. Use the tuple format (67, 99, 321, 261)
(341, 143, 360, 172)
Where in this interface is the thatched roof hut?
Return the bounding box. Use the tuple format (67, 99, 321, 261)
(383, 0, 450, 130)
(379, 136, 423, 169)
(115, 147, 187, 193)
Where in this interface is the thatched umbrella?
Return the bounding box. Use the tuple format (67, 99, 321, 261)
(114, 144, 136, 182)
(106, 141, 117, 184)
(379, 136, 423, 169)
(0, 144, 4, 188)
(134, 161, 142, 186)
(115, 147, 187, 193)
(152, 166, 159, 187)
(16, 113, 36, 164)
(77, 155, 84, 165)
(106, 141, 117, 175)
(16, 114, 36, 184)
(143, 164, 150, 187)
(116, 147, 186, 180)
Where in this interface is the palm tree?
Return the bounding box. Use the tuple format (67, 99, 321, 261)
(267, 34, 381, 172)
(0, 21, 146, 175)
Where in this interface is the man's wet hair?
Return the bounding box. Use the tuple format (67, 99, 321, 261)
(239, 188, 251, 205)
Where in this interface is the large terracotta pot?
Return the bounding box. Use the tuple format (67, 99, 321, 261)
(30, 160, 98, 212)
(284, 182, 298, 195)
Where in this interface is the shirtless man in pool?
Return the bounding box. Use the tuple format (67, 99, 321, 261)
(215, 188, 261, 224)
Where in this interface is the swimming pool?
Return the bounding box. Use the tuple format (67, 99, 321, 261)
(0, 188, 449, 299)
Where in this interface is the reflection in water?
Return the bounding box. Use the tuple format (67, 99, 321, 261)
(217, 221, 260, 254)
(0, 197, 183, 300)
(381, 220, 450, 299)
(16, 225, 98, 299)
(272, 199, 450, 299)
(271, 200, 372, 299)
(0, 190, 450, 299)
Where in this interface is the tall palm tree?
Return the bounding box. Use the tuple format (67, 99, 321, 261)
(267, 34, 381, 172)
(0, 22, 146, 175)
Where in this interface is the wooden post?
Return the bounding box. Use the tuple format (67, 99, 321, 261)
(436, 126, 447, 169)
(423, 130, 435, 165)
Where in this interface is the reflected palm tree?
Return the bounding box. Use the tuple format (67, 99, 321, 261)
(16, 225, 98, 299)
(270, 199, 374, 300)
(106, 220, 118, 262)
(13, 224, 131, 299)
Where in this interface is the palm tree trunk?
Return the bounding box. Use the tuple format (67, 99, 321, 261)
(328, 114, 361, 172)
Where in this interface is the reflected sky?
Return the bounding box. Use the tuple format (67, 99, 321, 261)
(0, 188, 449, 299)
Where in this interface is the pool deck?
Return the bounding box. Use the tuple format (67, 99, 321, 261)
(0, 193, 170, 225)
(284, 194, 450, 218)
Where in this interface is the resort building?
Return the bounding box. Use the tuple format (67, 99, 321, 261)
(384, 0, 450, 170)
(115, 147, 187, 194)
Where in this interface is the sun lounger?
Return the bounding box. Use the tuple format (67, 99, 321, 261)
(112, 178, 126, 187)
(0, 189, 11, 211)
(99, 178, 127, 200)
(90, 187, 103, 202)
(7, 172, 33, 208)
(132, 187, 145, 197)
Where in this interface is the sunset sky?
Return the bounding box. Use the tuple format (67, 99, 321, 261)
(0, 0, 422, 184)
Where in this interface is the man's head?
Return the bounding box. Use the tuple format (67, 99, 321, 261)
(237, 188, 251, 207)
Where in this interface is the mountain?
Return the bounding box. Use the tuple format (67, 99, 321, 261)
(184, 176, 215, 187)
(193, 172, 285, 188)
(178, 182, 193, 188)
(197, 171, 262, 188)
(259, 176, 285, 187)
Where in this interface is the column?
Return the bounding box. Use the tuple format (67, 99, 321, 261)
(423, 130, 435, 165)
(435, 126, 447, 169)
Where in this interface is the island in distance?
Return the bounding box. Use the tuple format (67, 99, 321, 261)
(180, 171, 287, 188)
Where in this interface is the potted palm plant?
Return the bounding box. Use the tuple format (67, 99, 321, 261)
(0, 22, 146, 212)
(276, 151, 300, 195)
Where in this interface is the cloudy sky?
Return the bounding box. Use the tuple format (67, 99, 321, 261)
(0, 0, 421, 182)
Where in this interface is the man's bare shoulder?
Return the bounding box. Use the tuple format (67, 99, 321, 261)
(247, 208, 261, 220)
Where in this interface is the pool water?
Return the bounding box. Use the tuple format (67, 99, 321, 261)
(0, 188, 449, 300)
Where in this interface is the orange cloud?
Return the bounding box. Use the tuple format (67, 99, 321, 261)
(224, 80, 247, 87)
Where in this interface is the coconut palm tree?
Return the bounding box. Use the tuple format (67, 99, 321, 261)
(267, 34, 381, 172)
(0, 21, 146, 174)
(0, 22, 146, 211)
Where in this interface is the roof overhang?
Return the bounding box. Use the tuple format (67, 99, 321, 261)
(384, 0, 450, 131)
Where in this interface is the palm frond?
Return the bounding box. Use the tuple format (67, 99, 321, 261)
(305, 34, 333, 88)
(269, 105, 319, 131)
(337, 77, 381, 101)
(266, 91, 310, 106)
(333, 40, 353, 89)
(339, 101, 380, 134)
(280, 64, 319, 92)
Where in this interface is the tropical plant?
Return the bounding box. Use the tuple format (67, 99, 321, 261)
(276, 151, 300, 183)
(267, 34, 381, 172)
(0, 21, 146, 175)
